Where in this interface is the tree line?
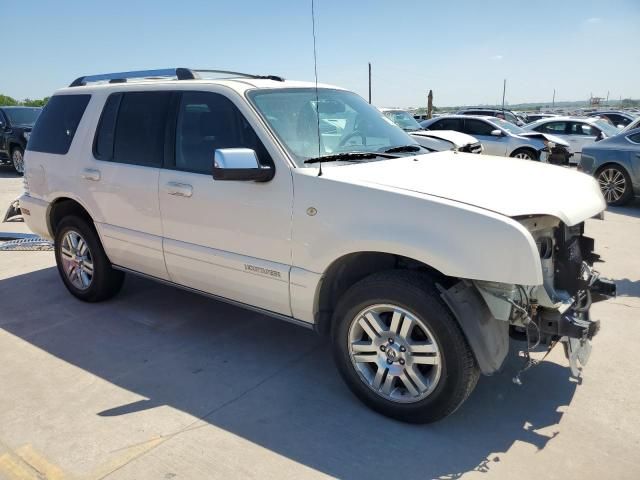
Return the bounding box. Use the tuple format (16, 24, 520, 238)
(0, 94, 49, 107)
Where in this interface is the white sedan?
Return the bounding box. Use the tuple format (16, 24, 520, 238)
(524, 116, 620, 164)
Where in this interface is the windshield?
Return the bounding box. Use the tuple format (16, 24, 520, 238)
(382, 110, 423, 132)
(593, 119, 620, 137)
(492, 118, 525, 135)
(249, 88, 416, 166)
(4, 107, 41, 126)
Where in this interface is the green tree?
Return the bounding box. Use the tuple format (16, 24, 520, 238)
(0, 94, 19, 106)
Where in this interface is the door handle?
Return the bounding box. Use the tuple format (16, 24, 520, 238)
(81, 168, 101, 181)
(165, 182, 193, 198)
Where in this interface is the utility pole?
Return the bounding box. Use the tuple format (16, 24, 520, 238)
(552, 89, 556, 108)
(368, 62, 372, 104)
(606, 90, 609, 105)
(501, 79, 506, 111)
(427, 90, 433, 119)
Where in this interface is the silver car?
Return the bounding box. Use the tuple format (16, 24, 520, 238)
(524, 116, 620, 164)
(580, 127, 640, 206)
(421, 115, 568, 162)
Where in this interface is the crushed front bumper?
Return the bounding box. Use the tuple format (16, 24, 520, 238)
(535, 266, 616, 376)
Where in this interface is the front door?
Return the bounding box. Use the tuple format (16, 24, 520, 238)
(159, 90, 293, 315)
(462, 118, 508, 156)
(566, 122, 599, 163)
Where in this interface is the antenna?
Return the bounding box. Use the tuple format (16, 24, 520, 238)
(311, 0, 322, 177)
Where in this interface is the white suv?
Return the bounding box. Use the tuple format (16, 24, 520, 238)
(20, 68, 615, 423)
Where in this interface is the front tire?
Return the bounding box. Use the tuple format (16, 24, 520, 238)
(331, 271, 479, 423)
(54, 216, 125, 302)
(510, 148, 537, 161)
(596, 165, 633, 206)
(11, 146, 24, 175)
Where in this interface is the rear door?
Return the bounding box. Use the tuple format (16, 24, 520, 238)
(79, 90, 170, 279)
(0, 110, 8, 159)
(462, 118, 507, 156)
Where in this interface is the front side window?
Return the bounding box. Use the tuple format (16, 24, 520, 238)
(536, 121, 567, 135)
(174, 91, 271, 174)
(112, 91, 171, 167)
(27, 95, 90, 155)
(249, 88, 414, 167)
(569, 122, 596, 136)
(463, 119, 495, 136)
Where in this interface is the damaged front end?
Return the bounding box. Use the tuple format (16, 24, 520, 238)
(504, 216, 615, 378)
(443, 215, 616, 383)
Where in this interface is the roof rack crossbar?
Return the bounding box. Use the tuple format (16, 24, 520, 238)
(69, 68, 284, 87)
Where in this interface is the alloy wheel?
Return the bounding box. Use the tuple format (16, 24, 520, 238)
(514, 151, 533, 160)
(60, 230, 94, 290)
(598, 168, 627, 203)
(12, 149, 24, 174)
(348, 304, 442, 403)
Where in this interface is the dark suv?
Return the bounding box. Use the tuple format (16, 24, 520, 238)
(0, 106, 42, 174)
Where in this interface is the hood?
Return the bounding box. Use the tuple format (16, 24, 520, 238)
(517, 131, 569, 147)
(322, 152, 605, 226)
(411, 129, 478, 147)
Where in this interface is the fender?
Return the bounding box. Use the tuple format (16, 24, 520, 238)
(292, 170, 543, 286)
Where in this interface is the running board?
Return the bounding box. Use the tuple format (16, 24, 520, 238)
(112, 265, 314, 330)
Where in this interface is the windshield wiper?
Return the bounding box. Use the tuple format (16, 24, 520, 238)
(384, 144, 425, 153)
(303, 152, 399, 164)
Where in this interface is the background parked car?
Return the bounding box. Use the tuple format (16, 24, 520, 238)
(0, 106, 42, 174)
(580, 127, 640, 206)
(524, 116, 620, 164)
(524, 113, 559, 124)
(380, 108, 483, 153)
(455, 107, 524, 126)
(421, 115, 570, 163)
(587, 111, 637, 129)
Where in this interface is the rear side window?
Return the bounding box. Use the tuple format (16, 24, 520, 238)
(463, 119, 495, 136)
(628, 132, 640, 144)
(429, 118, 462, 131)
(536, 121, 567, 134)
(96, 91, 171, 167)
(27, 95, 90, 154)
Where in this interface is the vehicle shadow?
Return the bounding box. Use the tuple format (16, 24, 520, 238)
(0, 166, 20, 178)
(0, 267, 578, 480)
(608, 199, 640, 218)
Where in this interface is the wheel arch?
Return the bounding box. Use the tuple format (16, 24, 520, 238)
(509, 146, 538, 159)
(314, 251, 454, 335)
(48, 197, 95, 237)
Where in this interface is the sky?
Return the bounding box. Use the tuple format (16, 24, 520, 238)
(2, 0, 639, 108)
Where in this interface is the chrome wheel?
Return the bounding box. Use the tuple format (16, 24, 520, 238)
(598, 168, 627, 203)
(514, 151, 534, 160)
(60, 230, 94, 290)
(348, 304, 442, 403)
(12, 149, 24, 174)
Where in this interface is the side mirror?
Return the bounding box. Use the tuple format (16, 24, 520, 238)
(490, 129, 503, 137)
(212, 148, 274, 182)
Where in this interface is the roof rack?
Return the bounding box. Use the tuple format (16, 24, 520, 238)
(68, 68, 285, 87)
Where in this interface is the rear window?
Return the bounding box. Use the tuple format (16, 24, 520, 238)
(27, 95, 90, 155)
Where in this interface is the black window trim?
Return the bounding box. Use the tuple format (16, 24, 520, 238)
(166, 90, 275, 176)
(92, 90, 174, 168)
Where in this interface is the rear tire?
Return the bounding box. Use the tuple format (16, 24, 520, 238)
(54, 216, 124, 302)
(331, 270, 479, 423)
(11, 146, 24, 175)
(596, 164, 633, 206)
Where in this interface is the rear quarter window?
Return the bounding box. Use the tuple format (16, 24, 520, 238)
(27, 94, 91, 155)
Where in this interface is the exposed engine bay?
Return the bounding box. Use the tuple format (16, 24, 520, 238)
(510, 216, 615, 378)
